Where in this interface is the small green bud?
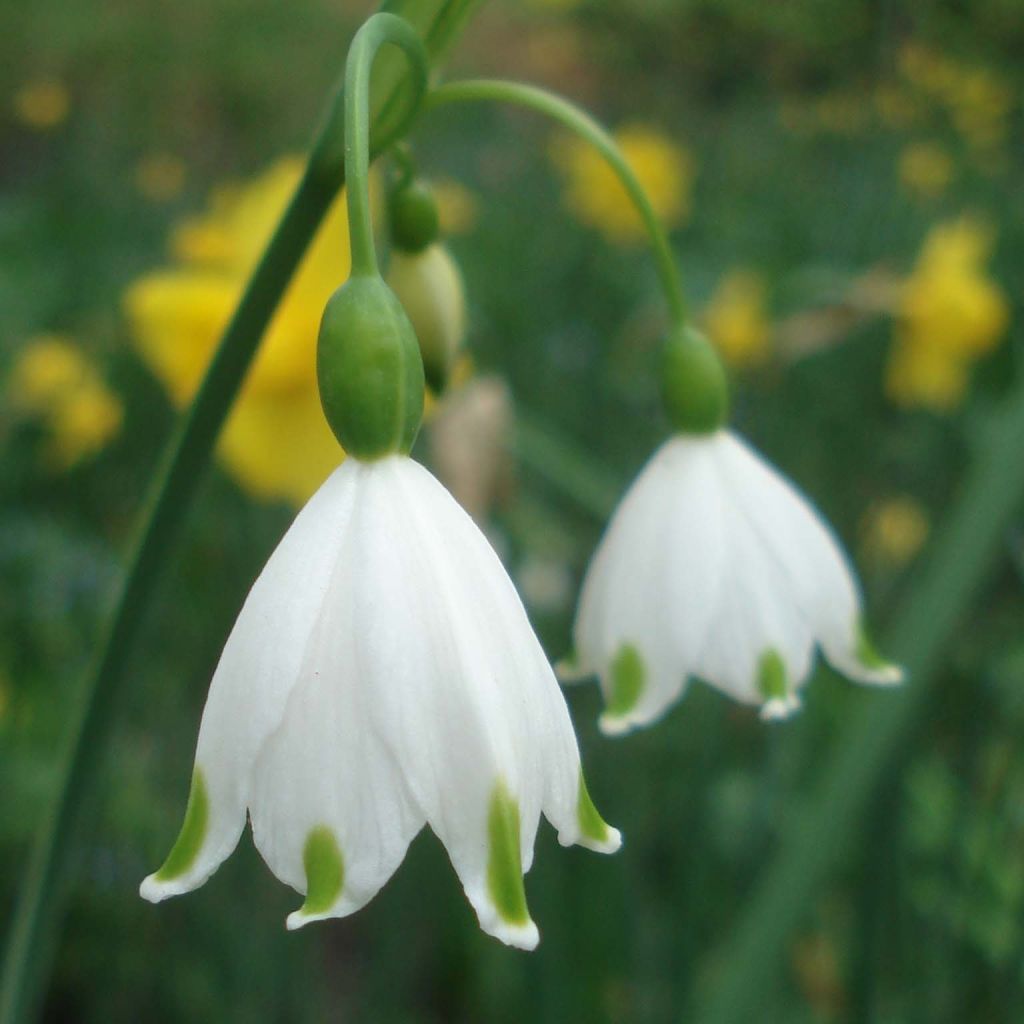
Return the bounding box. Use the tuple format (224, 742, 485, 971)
(386, 244, 466, 394)
(660, 326, 729, 434)
(389, 180, 440, 253)
(317, 274, 425, 460)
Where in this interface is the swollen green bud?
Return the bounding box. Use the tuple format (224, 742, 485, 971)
(660, 326, 729, 434)
(386, 244, 466, 394)
(317, 274, 425, 460)
(389, 180, 440, 253)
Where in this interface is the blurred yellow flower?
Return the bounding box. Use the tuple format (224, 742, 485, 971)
(886, 217, 1009, 411)
(9, 335, 123, 467)
(896, 44, 1013, 158)
(948, 69, 1013, 154)
(898, 142, 955, 200)
(433, 178, 479, 235)
(898, 44, 960, 99)
(125, 157, 353, 505)
(702, 269, 772, 368)
(12, 78, 70, 131)
(861, 496, 930, 569)
(135, 153, 187, 203)
(552, 124, 694, 245)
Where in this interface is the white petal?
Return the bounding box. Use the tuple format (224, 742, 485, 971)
(574, 437, 726, 733)
(141, 461, 355, 902)
(686, 435, 817, 705)
(247, 464, 423, 928)
(716, 432, 902, 686)
(352, 458, 616, 946)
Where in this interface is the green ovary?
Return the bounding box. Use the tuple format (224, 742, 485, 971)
(606, 643, 646, 717)
(154, 769, 210, 882)
(299, 826, 345, 916)
(486, 781, 531, 926)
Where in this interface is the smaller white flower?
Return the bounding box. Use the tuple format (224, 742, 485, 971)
(141, 455, 619, 950)
(564, 430, 902, 733)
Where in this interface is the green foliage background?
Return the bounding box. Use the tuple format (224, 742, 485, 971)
(2, 0, 1023, 1020)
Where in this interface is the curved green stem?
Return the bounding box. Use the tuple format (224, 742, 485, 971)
(427, 78, 689, 325)
(344, 14, 428, 275)
(0, 4, 479, 1022)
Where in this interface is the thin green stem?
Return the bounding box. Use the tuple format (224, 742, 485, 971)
(344, 14, 428, 276)
(0, 3, 478, 1021)
(427, 79, 689, 325)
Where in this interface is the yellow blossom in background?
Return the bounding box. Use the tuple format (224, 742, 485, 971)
(898, 44, 960, 99)
(886, 217, 1009, 411)
(861, 496, 930, 569)
(947, 68, 1013, 155)
(125, 157, 357, 505)
(9, 335, 123, 467)
(552, 124, 694, 245)
(898, 142, 954, 200)
(433, 178, 479, 235)
(896, 44, 1013, 161)
(702, 269, 772, 368)
(12, 78, 70, 131)
(135, 153, 187, 203)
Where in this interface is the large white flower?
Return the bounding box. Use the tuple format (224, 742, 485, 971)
(564, 430, 903, 733)
(141, 454, 620, 950)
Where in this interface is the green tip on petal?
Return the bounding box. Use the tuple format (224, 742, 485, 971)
(856, 621, 890, 670)
(757, 649, 789, 702)
(577, 770, 613, 846)
(154, 770, 209, 882)
(606, 643, 646, 718)
(487, 781, 531, 927)
(297, 826, 345, 918)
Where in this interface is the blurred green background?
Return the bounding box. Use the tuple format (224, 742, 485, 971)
(2, 0, 1023, 1020)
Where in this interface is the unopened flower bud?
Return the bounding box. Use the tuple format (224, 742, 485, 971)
(389, 180, 440, 253)
(317, 274, 424, 460)
(386, 244, 467, 394)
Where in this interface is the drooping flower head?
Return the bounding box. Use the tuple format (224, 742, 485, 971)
(143, 268, 619, 950)
(565, 325, 903, 729)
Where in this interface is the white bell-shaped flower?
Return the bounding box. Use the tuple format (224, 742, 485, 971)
(141, 455, 620, 950)
(564, 430, 903, 733)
